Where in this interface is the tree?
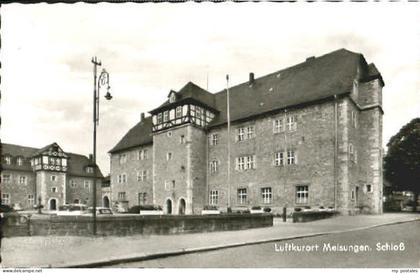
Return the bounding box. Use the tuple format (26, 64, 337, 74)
(384, 118, 420, 211)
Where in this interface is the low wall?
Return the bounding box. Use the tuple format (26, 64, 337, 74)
(1, 213, 273, 237)
(292, 211, 338, 223)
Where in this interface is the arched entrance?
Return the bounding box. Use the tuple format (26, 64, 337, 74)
(73, 199, 80, 204)
(49, 199, 57, 210)
(103, 196, 110, 208)
(166, 199, 172, 214)
(178, 198, 186, 215)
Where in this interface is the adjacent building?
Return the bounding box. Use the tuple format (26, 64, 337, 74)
(109, 49, 384, 215)
(1, 142, 104, 210)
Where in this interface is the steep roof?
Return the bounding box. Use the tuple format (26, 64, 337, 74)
(1, 143, 103, 178)
(108, 116, 153, 154)
(210, 48, 363, 126)
(150, 82, 216, 113)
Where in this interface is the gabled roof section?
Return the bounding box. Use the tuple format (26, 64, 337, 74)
(209, 48, 364, 127)
(150, 82, 216, 114)
(108, 116, 153, 154)
(362, 63, 385, 86)
(1, 143, 103, 178)
(33, 142, 69, 158)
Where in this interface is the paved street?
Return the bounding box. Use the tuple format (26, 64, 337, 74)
(110, 221, 420, 268)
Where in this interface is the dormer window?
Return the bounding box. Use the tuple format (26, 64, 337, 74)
(4, 156, 11, 165)
(169, 92, 176, 103)
(17, 157, 23, 166)
(86, 167, 94, 174)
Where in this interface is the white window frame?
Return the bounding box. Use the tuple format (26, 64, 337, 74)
(246, 155, 255, 170)
(70, 180, 76, 188)
(237, 188, 247, 205)
(19, 175, 27, 185)
(5, 156, 11, 165)
(274, 151, 284, 166)
(2, 193, 10, 204)
(287, 150, 296, 165)
(176, 106, 182, 118)
(296, 185, 309, 204)
(138, 192, 147, 205)
(119, 154, 127, 165)
(236, 155, 256, 171)
(28, 194, 35, 205)
(84, 180, 90, 190)
(209, 190, 219, 205)
(261, 187, 272, 204)
(118, 192, 126, 201)
(17, 157, 23, 166)
(273, 119, 284, 133)
(237, 127, 246, 142)
(287, 116, 297, 131)
(211, 134, 218, 146)
(2, 174, 11, 183)
(138, 170, 147, 182)
(163, 111, 169, 122)
(210, 160, 218, 174)
(246, 126, 255, 139)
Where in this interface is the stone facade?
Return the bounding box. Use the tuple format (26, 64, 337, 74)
(109, 49, 384, 215)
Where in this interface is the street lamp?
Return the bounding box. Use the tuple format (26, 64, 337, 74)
(91, 56, 112, 235)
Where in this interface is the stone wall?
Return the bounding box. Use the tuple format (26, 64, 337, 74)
(110, 144, 154, 209)
(2, 213, 273, 237)
(1, 170, 36, 209)
(66, 176, 101, 207)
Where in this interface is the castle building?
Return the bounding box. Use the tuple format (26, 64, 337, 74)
(109, 49, 384, 215)
(1, 142, 104, 210)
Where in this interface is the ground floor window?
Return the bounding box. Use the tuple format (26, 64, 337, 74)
(296, 185, 308, 204)
(237, 188, 247, 205)
(28, 194, 35, 206)
(261, 187, 272, 204)
(138, 192, 147, 205)
(2, 174, 11, 183)
(209, 190, 219, 205)
(118, 192, 126, 201)
(2, 193, 10, 205)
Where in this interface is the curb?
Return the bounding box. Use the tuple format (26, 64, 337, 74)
(50, 217, 419, 268)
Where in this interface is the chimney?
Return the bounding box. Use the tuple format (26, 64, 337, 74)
(89, 154, 93, 162)
(249, 72, 255, 84)
(140, 112, 145, 121)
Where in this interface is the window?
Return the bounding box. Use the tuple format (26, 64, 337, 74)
(237, 126, 255, 142)
(70, 180, 76, 188)
(351, 111, 358, 128)
(19, 176, 27, 185)
(118, 192, 126, 201)
(2, 193, 10, 205)
(28, 194, 34, 205)
(210, 134, 218, 146)
(51, 187, 58, 193)
(296, 185, 309, 204)
(236, 155, 256, 171)
(51, 175, 57, 182)
(163, 111, 169, 122)
(169, 93, 176, 103)
(2, 174, 11, 183)
(167, 152, 173, 161)
(287, 116, 297, 131)
(118, 174, 127, 184)
(86, 167, 94, 173)
(349, 143, 354, 155)
(167, 131, 172, 137)
(273, 119, 284, 133)
(287, 150, 296, 165)
(4, 156, 11, 165)
(157, 113, 163, 124)
(237, 188, 247, 205)
(62, 159, 67, 166)
(164, 180, 175, 191)
(139, 149, 148, 160)
(366, 184, 372, 193)
(274, 152, 284, 166)
(209, 190, 219, 205)
(351, 189, 355, 200)
(119, 154, 127, 165)
(138, 193, 147, 205)
(180, 135, 185, 144)
(210, 160, 218, 174)
(84, 180, 90, 189)
(261, 187, 272, 204)
(176, 106, 182, 118)
(17, 157, 23, 166)
(137, 170, 147, 182)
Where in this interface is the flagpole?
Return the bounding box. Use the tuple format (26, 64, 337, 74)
(226, 74, 231, 210)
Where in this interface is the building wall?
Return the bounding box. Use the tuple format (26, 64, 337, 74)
(1, 170, 36, 209)
(208, 101, 338, 214)
(66, 176, 101, 206)
(110, 144, 153, 209)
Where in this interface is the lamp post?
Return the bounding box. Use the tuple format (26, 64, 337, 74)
(91, 56, 112, 235)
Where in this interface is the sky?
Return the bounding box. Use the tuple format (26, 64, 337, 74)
(1, 2, 420, 175)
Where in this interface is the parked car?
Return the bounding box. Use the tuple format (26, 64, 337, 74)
(56, 204, 88, 216)
(87, 207, 113, 215)
(12, 203, 23, 211)
(0, 204, 14, 213)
